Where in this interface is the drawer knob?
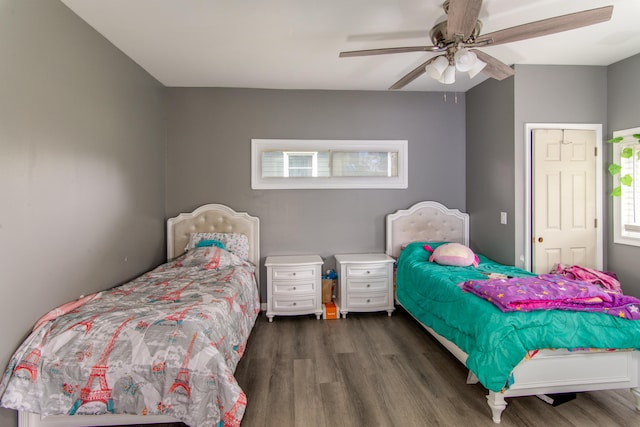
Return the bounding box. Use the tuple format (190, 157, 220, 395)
(366, 299, 371, 303)
(366, 271, 370, 274)
(366, 283, 371, 288)
(292, 272, 296, 276)
(292, 286, 297, 290)
(292, 302, 297, 306)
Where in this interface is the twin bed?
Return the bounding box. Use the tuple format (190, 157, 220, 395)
(1, 204, 260, 427)
(3, 201, 640, 426)
(386, 201, 640, 423)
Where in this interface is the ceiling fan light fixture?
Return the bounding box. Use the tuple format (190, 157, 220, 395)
(441, 64, 456, 84)
(425, 55, 449, 79)
(453, 48, 477, 72)
(467, 58, 487, 78)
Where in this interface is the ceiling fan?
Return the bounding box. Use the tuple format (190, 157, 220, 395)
(339, 0, 614, 89)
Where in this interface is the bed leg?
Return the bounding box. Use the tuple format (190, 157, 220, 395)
(466, 370, 479, 384)
(486, 391, 507, 424)
(631, 387, 640, 411)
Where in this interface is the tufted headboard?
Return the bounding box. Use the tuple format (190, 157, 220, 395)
(167, 204, 260, 283)
(385, 201, 469, 259)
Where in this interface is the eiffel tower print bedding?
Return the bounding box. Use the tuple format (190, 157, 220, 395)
(0, 248, 260, 427)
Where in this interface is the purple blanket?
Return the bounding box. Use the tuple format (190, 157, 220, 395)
(463, 275, 640, 319)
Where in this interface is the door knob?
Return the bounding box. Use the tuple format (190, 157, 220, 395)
(538, 237, 544, 243)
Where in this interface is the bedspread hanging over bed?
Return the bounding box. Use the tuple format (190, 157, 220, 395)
(396, 242, 640, 392)
(0, 257, 260, 427)
(463, 275, 640, 319)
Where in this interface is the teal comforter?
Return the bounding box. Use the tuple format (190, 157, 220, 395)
(396, 242, 640, 392)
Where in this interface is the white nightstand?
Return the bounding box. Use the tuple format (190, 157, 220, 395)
(265, 255, 323, 322)
(335, 253, 395, 318)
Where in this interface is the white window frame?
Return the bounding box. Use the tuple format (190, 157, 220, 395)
(283, 151, 318, 177)
(612, 126, 640, 246)
(251, 139, 408, 189)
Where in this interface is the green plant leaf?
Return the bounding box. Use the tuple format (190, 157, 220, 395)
(608, 136, 624, 143)
(608, 163, 622, 176)
(621, 174, 633, 186)
(622, 147, 633, 158)
(612, 186, 622, 197)
(633, 133, 640, 140)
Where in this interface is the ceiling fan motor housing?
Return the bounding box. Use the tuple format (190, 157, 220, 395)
(430, 19, 482, 47)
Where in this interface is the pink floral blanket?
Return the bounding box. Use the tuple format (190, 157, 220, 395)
(463, 275, 640, 319)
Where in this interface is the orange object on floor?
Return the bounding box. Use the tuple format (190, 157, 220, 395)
(323, 302, 339, 319)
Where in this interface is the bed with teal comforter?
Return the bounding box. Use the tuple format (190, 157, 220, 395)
(396, 241, 640, 392)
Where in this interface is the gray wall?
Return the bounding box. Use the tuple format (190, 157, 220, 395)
(466, 77, 515, 264)
(0, 2, 166, 425)
(466, 65, 608, 270)
(513, 65, 608, 269)
(607, 53, 640, 296)
(165, 88, 467, 298)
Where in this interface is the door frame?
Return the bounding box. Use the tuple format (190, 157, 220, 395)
(524, 123, 604, 272)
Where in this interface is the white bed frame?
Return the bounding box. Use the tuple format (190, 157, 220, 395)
(386, 201, 640, 424)
(18, 204, 260, 427)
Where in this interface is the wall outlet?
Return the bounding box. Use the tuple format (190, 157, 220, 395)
(500, 212, 507, 225)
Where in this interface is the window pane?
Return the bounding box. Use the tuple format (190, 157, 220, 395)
(288, 155, 312, 168)
(317, 152, 330, 177)
(613, 127, 640, 246)
(632, 145, 640, 225)
(331, 151, 398, 177)
(620, 143, 640, 228)
(285, 152, 316, 177)
(262, 151, 284, 177)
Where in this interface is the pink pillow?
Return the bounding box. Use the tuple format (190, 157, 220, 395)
(428, 243, 479, 267)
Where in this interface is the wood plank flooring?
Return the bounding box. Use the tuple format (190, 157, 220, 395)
(130, 308, 640, 426)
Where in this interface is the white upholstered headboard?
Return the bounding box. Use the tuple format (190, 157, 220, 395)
(386, 201, 469, 258)
(167, 204, 260, 283)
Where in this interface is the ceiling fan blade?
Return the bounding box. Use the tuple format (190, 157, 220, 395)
(339, 45, 441, 57)
(389, 58, 435, 90)
(447, 0, 483, 40)
(473, 5, 613, 47)
(470, 49, 515, 81)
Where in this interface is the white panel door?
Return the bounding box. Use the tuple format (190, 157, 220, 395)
(532, 129, 597, 274)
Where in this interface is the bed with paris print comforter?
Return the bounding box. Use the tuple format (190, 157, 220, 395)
(0, 248, 259, 427)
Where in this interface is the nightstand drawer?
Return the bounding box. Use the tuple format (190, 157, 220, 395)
(272, 266, 317, 280)
(346, 278, 388, 292)
(345, 263, 389, 277)
(272, 280, 316, 295)
(271, 296, 317, 312)
(346, 293, 389, 309)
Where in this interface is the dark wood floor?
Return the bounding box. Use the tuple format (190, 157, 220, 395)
(234, 308, 640, 427)
(132, 308, 640, 426)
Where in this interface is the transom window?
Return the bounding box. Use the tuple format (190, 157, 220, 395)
(251, 139, 408, 189)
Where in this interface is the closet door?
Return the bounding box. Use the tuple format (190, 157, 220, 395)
(532, 128, 597, 274)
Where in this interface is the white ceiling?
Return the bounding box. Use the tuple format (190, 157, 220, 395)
(60, 0, 640, 92)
